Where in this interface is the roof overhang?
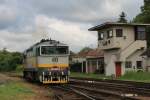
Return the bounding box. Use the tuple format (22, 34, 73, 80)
(88, 22, 150, 31)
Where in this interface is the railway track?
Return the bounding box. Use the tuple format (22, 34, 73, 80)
(69, 77, 150, 99)
(68, 84, 139, 100)
(8, 73, 149, 99)
(70, 77, 150, 89)
(51, 85, 96, 100)
(50, 84, 141, 100)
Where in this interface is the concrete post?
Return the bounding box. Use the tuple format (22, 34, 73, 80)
(96, 60, 99, 70)
(86, 61, 88, 73)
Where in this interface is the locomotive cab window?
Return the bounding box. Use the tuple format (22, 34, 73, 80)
(56, 46, 68, 54)
(41, 46, 68, 55)
(41, 46, 55, 55)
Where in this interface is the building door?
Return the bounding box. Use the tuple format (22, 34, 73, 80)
(115, 62, 122, 77)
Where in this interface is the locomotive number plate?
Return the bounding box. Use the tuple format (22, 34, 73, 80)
(52, 57, 58, 62)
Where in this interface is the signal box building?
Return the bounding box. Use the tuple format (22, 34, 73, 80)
(89, 22, 150, 76)
(141, 48, 150, 71)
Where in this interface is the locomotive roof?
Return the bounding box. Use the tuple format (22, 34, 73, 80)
(25, 39, 68, 52)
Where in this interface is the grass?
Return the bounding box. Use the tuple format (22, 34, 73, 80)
(118, 71, 150, 83)
(70, 72, 111, 79)
(0, 81, 34, 100)
(70, 71, 150, 83)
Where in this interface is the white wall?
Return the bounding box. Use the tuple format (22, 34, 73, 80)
(98, 26, 147, 76)
(104, 50, 118, 76)
(72, 57, 86, 63)
(98, 26, 135, 50)
(125, 50, 145, 72)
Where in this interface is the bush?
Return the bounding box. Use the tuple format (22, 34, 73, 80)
(0, 49, 23, 72)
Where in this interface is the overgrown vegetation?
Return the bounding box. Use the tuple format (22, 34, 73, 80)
(0, 48, 23, 72)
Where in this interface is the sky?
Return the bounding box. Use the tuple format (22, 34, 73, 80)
(0, 0, 144, 52)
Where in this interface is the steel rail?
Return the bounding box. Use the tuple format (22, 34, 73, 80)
(68, 84, 140, 100)
(51, 85, 96, 100)
(70, 78, 150, 96)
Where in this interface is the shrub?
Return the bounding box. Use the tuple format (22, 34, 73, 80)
(0, 49, 23, 72)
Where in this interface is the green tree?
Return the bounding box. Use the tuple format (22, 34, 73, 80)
(0, 49, 23, 72)
(79, 47, 93, 53)
(134, 0, 150, 23)
(117, 12, 128, 23)
(134, 0, 150, 48)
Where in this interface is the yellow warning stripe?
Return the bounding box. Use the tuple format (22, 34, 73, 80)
(43, 80, 68, 84)
(37, 64, 69, 68)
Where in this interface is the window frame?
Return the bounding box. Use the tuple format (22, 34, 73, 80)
(107, 30, 113, 39)
(136, 61, 143, 69)
(98, 32, 104, 40)
(116, 29, 123, 37)
(136, 27, 146, 40)
(40, 46, 69, 55)
(125, 61, 132, 68)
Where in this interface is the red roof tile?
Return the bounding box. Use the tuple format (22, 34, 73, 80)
(86, 49, 104, 58)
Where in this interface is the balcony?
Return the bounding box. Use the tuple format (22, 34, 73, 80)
(98, 37, 121, 50)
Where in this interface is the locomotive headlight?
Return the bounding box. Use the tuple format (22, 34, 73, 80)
(62, 71, 64, 75)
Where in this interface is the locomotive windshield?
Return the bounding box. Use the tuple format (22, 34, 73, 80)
(41, 46, 68, 55)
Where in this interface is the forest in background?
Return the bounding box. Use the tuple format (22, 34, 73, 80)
(0, 48, 23, 71)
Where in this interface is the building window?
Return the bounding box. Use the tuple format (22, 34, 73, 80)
(116, 29, 123, 37)
(125, 61, 132, 68)
(107, 30, 113, 38)
(136, 61, 142, 69)
(98, 32, 104, 40)
(136, 27, 146, 40)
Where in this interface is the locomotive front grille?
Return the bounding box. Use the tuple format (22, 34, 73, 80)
(40, 71, 69, 84)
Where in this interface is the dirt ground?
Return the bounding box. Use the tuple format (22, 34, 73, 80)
(0, 73, 54, 100)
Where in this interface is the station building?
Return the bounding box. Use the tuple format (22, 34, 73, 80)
(89, 22, 150, 76)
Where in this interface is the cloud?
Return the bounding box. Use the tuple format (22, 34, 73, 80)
(0, 30, 33, 51)
(33, 15, 97, 52)
(0, 5, 17, 29)
(0, 0, 144, 52)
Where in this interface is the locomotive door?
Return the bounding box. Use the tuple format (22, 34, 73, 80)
(115, 62, 122, 77)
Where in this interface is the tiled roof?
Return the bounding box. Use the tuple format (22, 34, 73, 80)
(74, 49, 104, 58)
(75, 50, 90, 58)
(86, 49, 104, 58)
